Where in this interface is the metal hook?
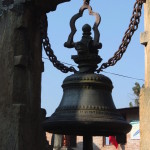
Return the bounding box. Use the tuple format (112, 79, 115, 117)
(84, 0, 90, 5)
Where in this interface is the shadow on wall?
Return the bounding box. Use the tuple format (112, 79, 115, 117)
(76, 142, 100, 150)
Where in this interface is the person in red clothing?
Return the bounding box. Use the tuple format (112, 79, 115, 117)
(109, 136, 118, 149)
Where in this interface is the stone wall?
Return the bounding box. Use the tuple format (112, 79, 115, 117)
(0, 0, 71, 149)
(0, 1, 45, 150)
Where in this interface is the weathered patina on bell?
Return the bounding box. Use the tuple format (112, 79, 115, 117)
(43, 24, 131, 137)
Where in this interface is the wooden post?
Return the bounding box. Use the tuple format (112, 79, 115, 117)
(83, 135, 93, 150)
(140, 0, 150, 149)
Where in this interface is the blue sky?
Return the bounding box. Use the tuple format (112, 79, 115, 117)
(41, 0, 145, 116)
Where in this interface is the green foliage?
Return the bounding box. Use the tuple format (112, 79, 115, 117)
(132, 82, 140, 97)
(129, 82, 144, 107)
(129, 102, 133, 107)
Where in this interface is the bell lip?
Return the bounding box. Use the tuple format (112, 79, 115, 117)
(42, 120, 132, 136)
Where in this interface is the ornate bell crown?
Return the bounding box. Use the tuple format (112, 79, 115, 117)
(71, 24, 102, 73)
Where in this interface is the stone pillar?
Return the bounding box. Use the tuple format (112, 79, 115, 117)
(0, 1, 44, 150)
(140, 0, 150, 149)
(0, 0, 70, 150)
(53, 134, 63, 150)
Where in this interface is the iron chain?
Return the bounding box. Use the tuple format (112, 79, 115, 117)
(40, 14, 77, 73)
(97, 0, 145, 73)
(40, 0, 144, 74)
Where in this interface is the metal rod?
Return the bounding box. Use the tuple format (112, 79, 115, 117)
(83, 135, 93, 150)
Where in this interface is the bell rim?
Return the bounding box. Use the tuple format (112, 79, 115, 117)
(43, 120, 132, 136)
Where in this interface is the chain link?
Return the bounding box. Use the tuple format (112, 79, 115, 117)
(97, 0, 144, 73)
(40, 14, 77, 73)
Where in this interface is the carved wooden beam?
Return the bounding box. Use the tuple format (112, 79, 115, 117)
(0, 0, 71, 15)
(35, 0, 71, 13)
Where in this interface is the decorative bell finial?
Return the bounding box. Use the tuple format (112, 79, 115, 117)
(71, 24, 102, 73)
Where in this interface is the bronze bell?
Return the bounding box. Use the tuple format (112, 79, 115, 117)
(43, 24, 131, 138)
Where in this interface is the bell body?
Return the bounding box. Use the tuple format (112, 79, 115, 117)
(43, 24, 131, 137)
(43, 73, 131, 136)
